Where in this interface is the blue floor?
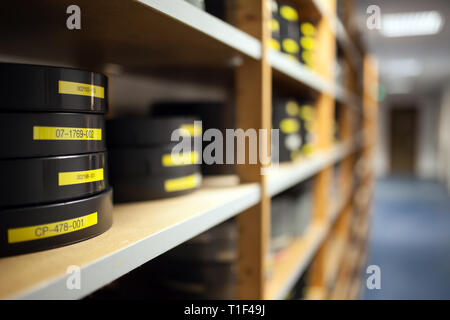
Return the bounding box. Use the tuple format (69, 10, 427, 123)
(363, 177, 450, 300)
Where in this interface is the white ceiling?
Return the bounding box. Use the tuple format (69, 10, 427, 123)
(354, 0, 450, 95)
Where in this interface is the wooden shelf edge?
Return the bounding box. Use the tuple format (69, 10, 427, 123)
(0, 178, 260, 300)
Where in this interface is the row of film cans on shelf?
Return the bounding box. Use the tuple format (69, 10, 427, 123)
(270, 0, 317, 68)
(106, 117, 202, 203)
(0, 63, 204, 256)
(273, 97, 317, 162)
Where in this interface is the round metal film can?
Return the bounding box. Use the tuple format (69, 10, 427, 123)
(0, 63, 107, 113)
(0, 189, 113, 257)
(0, 112, 106, 159)
(0, 152, 108, 208)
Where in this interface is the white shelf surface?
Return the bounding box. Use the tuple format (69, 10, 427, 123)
(137, 0, 262, 60)
(269, 49, 335, 96)
(0, 0, 261, 69)
(0, 177, 260, 300)
(269, 49, 359, 108)
(267, 139, 360, 197)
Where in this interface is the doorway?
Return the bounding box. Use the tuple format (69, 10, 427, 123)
(390, 107, 418, 175)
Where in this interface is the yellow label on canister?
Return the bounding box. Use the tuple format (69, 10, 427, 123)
(162, 151, 199, 167)
(280, 118, 300, 134)
(301, 23, 316, 36)
(305, 120, 314, 132)
(290, 150, 301, 161)
(179, 124, 202, 137)
(33, 126, 102, 140)
(280, 6, 298, 21)
(59, 168, 104, 186)
(7, 212, 98, 244)
(58, 80, 104, 99)
(285, 101, 299, 116)
(302, 143, 315, 156)
(270, 39, 281, 51)
(270, 19, 280, 32)
(300, 37, 316, 50)
(282, 39, 300, 54)
(300, 106, 314, 121)
(164, 174, 200, 192)
(302, 51, 314, 66)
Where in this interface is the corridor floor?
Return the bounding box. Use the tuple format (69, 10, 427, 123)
(363, 177, 450, 299)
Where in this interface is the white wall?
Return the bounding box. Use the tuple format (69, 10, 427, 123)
(375, 103, 389, 177)
(417, 95, 440, 179)
(437, 84, 450, 190)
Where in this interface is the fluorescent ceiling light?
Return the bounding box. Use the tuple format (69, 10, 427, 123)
(383, 59, 423, 77)
(381, 11, 444, 37)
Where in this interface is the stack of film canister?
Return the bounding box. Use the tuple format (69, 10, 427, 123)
(298, 20, 317, 68)
(270, 0, 282, 51)
(287, 179, 313, 238)
(278, 2, 301, 61)
(298, 100, 317, 156)
(270, 194, 294, 254)
(106, 117, 202, 202)
(270, 181, 314, 255)
(273, 98, 303, 162)
(274, 1, 317, 69)
(149, 219, 238, 299)
(0, 63, 113, 257)
(150, 101, 236, 176)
